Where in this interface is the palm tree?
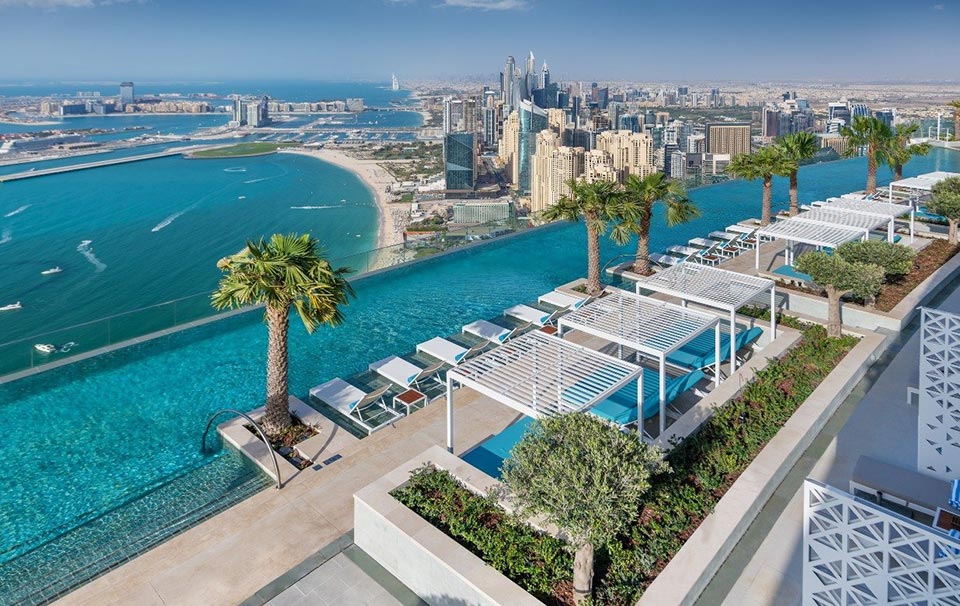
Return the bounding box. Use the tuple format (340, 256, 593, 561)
(950, 100, 960, 141)
(778, 132, 819, 216)
(885, 123, 931, 182)
(840, 116, 894, 195)
(726, 146, 796, 226)
(542, 179, 620, 296)
(212, 233, 354, 433)
(610, 173, 698, 275)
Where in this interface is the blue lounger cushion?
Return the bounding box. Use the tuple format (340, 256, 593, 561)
(773, 265, 812, 283)
(666, 327, 764, 370)
(461, 416, 535, 479)
(590, 367, 705, 426)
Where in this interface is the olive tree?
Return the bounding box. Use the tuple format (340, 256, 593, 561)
(928, 175, 960, 245)
(501, 413, 667, 604)
(836, 239, 915, 279)
(795, 252, 885, 337)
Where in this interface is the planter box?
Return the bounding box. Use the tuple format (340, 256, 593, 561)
(354, 445, 544, 606)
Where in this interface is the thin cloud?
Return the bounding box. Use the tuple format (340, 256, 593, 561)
(441, 0, 529, 8)
(932, 2, 944, 8)
(0, 0, 139, 8)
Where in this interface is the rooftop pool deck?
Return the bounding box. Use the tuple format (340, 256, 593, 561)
(1, 148, 959, 604)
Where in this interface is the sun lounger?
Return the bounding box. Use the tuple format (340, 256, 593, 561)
(463, 319, 528, 344)
(725, 224, 756, 236)
(692, 246, 722, 265)
(504, 304, 564, 327)
(582, 367, 706, 426)
(688, 237, 717, 249)
(668, 245, 700, 257)
(666, 327, 764, 371)
(538, 290, 592, 310)
(309, 378, 397, 435)
(370, 355, 444, 390)
(773, 265, 812, 284)
(709, 230, 740, 241)
(649, 252, 681, 267)
(416, 336, 484, 366)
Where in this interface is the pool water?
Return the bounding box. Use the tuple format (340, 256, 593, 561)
(1, 148, 958, 603)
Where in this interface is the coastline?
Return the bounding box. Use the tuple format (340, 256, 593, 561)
(282, 147, 407, 269)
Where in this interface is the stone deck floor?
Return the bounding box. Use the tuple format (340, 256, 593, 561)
(696, 273, 960, 605)
(54, 388, 522, 606)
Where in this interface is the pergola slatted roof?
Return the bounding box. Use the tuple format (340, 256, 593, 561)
(447, 330, 641, 419)
(890, 171, 960, 192)
(557, 289, 719, 358)
(825, 198, 912, 218)
(756, 218, 865, 249)
(793, 208, 889, 233)
(637, 262, 774, 313)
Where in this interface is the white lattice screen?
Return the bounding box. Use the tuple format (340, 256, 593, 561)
(918, 308, 960, 480)
(803, 480, 960, 605)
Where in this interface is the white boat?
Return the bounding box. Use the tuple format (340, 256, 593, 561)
(34, 343, 56, 354)
(41, 266, 62, 275)
(0, 301, 21, 311)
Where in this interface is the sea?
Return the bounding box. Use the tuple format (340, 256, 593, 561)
(0, 81, 416, 345)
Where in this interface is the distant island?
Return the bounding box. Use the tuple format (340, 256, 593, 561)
(186, 142, 297, 159)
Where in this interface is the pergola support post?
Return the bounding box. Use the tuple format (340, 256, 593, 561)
(658, 355, 666, 437)
(729, 309, 737, 376)
(714, 324, 721, 387)
(910, 210, 915, 244)
(770, 285, 777, 340)
(446, 376, 454, 453)
(636, 373, 644, 442)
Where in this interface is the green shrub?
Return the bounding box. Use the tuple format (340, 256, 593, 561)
(836, 239, 915, 279)
(391, 466, 572, 603)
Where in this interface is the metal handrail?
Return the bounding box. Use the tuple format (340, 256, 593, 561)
(601, 252, 638, 275)
(201, 409, 282, 490)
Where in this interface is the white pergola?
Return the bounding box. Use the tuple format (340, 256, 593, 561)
(889, 171, 960, 201)
(636, 262, 776, 377)
(756, 218, 866, 267)
(445, 330, 642, 452)
(556, 289, 721, 435)
(824, 197, 915, 242)
(792, 207, 895, 242)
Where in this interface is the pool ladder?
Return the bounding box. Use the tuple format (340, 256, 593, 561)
(201, 409, 282, 490)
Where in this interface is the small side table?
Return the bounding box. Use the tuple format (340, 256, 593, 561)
(539, 325, 558, 336)
(394, 388, 427, 415)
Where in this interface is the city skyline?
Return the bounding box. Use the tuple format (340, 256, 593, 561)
(0, 0, 957, 82)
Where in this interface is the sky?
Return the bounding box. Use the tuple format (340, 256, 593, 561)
(0, 0, 957, 83)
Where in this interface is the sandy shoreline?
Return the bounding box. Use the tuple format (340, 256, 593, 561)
(282, 148, 408, 269)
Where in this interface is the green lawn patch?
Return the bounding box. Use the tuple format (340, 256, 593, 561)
(393, 324, 857, 605)
(189, 142, 297, 158)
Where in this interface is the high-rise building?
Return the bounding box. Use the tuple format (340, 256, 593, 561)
(828, 102, 851, 124)
(595, 130, 656, 182)
(444, 132, 477, 192)
(762, 106, 781, 139)
(482, 105, 501, 147)
(850, 103, 870, 119)
(498, 111, 520, 187)
(584, 149, 617, 183)
(516, 100, 548, 194)
(119, 82, 134, 108)
(705, 122, 751, 156)
(443, 97, 475, 134)
(539, 62, 550, 90)
(874, 108, 896, 128)
(502, 56, 516, 112)
(232, 97, 247, 126)
(530, 133, 586, 213)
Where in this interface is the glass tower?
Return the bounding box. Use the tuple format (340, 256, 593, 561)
(517, 100, 548, 195)
(444, 133, 476, 191)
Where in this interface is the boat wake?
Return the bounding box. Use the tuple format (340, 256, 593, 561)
(243, 177, 274, 184)
(290, 205, 338, 210)
(0, 228, 11, 245)
(151, 211, 186, 232)
(4, 205, 29, 218)
(223, 167, 247, 173)
(76, 240, 107, 272)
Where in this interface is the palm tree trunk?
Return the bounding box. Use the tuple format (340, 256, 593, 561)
(789, 171, 799, 217)
(826, 287, 843, 339)
(572, 542, 594, 605)
(633, 207, 652, 275)
(264, 304, 293, 433)
(950, 219, 958, 246)
(866, 144, 877, 194)
(954, 112, 959, 141)
(761, 176, 772, 226)
(586, 214, 601, 296)
(894, 164, 903, 182)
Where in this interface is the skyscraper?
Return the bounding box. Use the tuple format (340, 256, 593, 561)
(704, 122, 751, 156)
(530, 131, 585, 214)
(498, 111, 520, 187)
(119, 81, 134, 108)
(444, 133, 477, 192)
(874, 108, 896, 128)
(517, 100, 548, 195)
(850, 103, 870, 119)
(524, 51, 536, 100)
(502, 56, 516, 112)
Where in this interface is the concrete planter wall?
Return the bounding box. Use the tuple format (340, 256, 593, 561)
(778, 249, 960, 333)
(354, 446, 544, 606)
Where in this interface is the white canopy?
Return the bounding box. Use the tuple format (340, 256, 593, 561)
(824, 196, 915, 242)
(557, 289, 721, 435)
(445, 330, 642, 451)
(637, 262, 776, 377)
(757, 218, 865, 256)
(793, 207, 892, 241)
(890, 171, 960, 194)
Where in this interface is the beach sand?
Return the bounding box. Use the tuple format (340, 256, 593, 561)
(283, 148, 410, 271)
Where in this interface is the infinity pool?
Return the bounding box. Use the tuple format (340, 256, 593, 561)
(2, 148, 958, 604)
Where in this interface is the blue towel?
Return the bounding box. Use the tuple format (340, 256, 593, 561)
(950, 479, 960, 510)
(590, 368, 705, 425)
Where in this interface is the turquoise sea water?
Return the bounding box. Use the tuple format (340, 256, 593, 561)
(0, 148, 957, 603)
(0, 152, 380, 343)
